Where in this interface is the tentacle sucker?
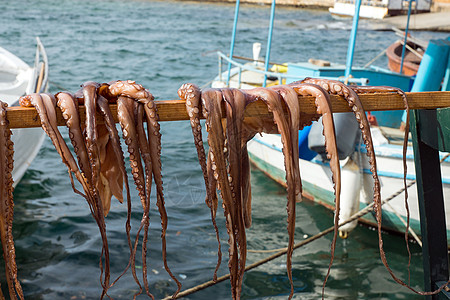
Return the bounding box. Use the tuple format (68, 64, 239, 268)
(202, 88, 241, 299)
(178, 83, 222, 281)
(20, 92, 111, 298)
(288, 81, 341, 296)
(300, 78, 444, 296)
(109, 80, 182, 297)
(0, 100, 24, 300)
(245, 87, 299, 299)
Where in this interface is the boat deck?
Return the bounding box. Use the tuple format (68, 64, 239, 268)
(381, 11, 450, 31)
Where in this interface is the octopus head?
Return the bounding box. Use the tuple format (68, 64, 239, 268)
(19, 95, 34, 107)
(108, 80, 151, 100)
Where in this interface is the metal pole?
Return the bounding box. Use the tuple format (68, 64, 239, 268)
(344, 0, 362, 79)
(263, 0, 276, 87)
(227, 0, 241, 87)
(400, 0, 414, 74)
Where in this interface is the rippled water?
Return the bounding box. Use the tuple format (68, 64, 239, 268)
(1, 0, 448, 299)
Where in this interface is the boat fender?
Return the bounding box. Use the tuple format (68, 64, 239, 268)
(308, 112, 360, 160)
(337, 157, 361, 238)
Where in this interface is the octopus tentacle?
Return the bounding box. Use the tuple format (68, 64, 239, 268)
(109, 80, 182, 297)
(301, 78, 428, 295)
(245, 87, 298, 300)
(222, 88, 249, 296)
(0, 100, 24, 300)
(117, 96, 147, 208)
(206, 151, 219, 215)
(349, 85, 414, 279)
(288, 81, 341, 296)
(82, 82, 104, 206)
(96, 94, 138, 290)
(140, 93, 183, 297)
(80, 83, 112, 299)
(22, 94, 83, 191)
(202, 88, 241, 299)
(240, 144, 252, 228)
(20, 93, 111, 298)
(230, 88, 256, 229)
(55, 92, 92, 183)
(178, 84, 219, 212)
(271, 85, 302, 201)
(116, 95, 146, 299)
(135, 102, 154, 299)
(178, 83, 222, 281)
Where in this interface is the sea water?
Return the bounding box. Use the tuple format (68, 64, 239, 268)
(1, 0, 448, 299)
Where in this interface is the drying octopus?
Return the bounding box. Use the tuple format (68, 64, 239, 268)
(0, 78, 447, 299)
(0, 100, 24, 300)
(179, 78, 449, 299)
(178, 81, 339, 299)
(16, 80, 181, 299)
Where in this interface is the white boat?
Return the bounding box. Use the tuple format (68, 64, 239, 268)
(212, 0, 450, 243)
(248, 129, 450, 240)
(0, 37, 48, 186)
(212, 48, 450, 240)
(328, 0, 431, 20)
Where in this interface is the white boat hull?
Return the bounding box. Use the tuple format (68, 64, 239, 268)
(11, 128, 45, 185)
(0, 39, 48, 185)
(247, 132, 450, 241)
(329, 2, 389, 19)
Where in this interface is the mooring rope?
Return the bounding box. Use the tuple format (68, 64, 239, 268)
(162, 184, 414, 300)
(163, 150, 450, 299)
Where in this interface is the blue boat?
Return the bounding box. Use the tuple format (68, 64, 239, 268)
(212, 0, 450, 243)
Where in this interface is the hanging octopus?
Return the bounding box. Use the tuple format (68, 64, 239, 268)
(1, 78, 445, 300)
(17, 80, 182, 299)
(178, 82, 339, 300)
(104, 80, 182, 298)
(179, 78, 450, 299)
(301, 78, 450, 297)
(20, 91, 113, 298)
(0, 100, 24, 300)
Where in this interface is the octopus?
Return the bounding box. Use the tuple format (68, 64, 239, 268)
(178, 82, 339, 299)
(0, 100, 24, 300)
(301, 78, 449, 297)
(17, 80, 181, 299)
(0, 77, 445, 299)
(179, 78, 450, 299)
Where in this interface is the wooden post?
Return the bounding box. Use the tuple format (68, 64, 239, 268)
(411, 108, 450, 299)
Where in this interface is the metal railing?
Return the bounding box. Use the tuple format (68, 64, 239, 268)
(216, 51, 369, 88)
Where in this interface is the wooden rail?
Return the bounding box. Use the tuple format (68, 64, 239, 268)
(5, 91, 450, 129)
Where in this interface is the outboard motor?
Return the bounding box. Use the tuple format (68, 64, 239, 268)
(308, 112, 362, 238)
(308, 112, 360, 160)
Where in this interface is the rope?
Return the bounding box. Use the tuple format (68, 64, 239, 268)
(364, 47, 388, 68)
(162, 189, 404, 300)
(163, 153, 450, 299)
(385, 183, 422, 247)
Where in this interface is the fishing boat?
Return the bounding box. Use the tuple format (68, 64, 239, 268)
(386, 36, 426, 76)
(386, 41, 422, 76)
(0, 37, 48, 186)
(212, 0, 450, 242)
(328, 0, 431, 19)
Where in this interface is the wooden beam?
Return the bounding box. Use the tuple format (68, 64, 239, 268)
(5, 91, 450, 129)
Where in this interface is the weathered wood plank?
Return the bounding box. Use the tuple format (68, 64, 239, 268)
(5, 91, 450, 129)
